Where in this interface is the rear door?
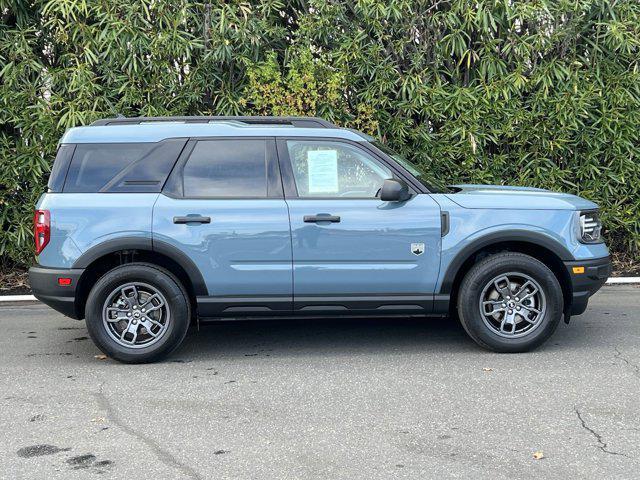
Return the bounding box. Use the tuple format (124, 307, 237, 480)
(278, 138, 442, 315)
(153, 138, 292, 317)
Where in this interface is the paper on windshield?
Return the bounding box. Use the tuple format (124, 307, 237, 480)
(307, 150, 338, 193)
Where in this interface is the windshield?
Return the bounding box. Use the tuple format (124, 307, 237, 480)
(371, 141, 451, 193)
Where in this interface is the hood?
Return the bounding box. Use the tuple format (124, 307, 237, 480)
(445, 184, 598, 210)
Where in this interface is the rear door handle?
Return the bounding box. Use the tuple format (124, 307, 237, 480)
(303, 214, 341, 223)
(173, 215, 211, 224)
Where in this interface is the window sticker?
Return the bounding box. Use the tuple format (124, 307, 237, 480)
(307, 150, 338, 193)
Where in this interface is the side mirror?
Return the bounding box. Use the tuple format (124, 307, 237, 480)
(379, 178, 411, 202)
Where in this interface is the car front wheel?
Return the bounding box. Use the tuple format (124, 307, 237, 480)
(457, 253, 564, 353)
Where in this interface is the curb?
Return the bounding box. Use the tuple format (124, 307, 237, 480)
(605, 277, 640, 284)
(0, 295, 38, 302)
(0, 277, 638, 304)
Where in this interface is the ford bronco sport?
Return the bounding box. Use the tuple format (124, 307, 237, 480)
(29, 116, 611, 363)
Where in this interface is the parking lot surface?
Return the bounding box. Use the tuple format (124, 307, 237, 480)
(0, 286, 639, 479)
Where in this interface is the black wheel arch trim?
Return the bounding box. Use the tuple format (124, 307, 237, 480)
(72, 236, 208, 296)
(438, 230, 575, 294)
(153, 239, 208, 295)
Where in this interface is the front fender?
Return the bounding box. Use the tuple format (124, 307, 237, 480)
(437, 216, 576, 295)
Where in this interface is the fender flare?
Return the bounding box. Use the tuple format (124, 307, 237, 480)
(438, 229, 574, 294)
(72, 236, 208, 296)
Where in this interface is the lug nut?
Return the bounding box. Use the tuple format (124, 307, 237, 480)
(127, 312, 132, 317)
(508, 309, 513, 314)
(501, 303, 506, 308)
(515, 297, 519, 301)
(516, 306, 521, 311)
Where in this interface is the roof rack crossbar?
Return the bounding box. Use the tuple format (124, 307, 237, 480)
(90, 116, 337, 129)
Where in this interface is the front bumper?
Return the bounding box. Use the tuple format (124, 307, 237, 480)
(28, 266, 85, 319)
(564, 256, 611, 316)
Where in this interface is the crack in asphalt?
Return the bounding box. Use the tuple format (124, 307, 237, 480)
(574, 407, 628, 458)
(94, 383, 203, 480)
(614, 348, 640, 379)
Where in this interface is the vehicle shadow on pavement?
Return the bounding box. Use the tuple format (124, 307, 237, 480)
(172, 316, 474, 360)
(168, 311, 604, 361)
(18, 304, 606, 362)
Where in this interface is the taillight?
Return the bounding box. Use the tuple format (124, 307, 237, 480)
(34, 209, 50, 255)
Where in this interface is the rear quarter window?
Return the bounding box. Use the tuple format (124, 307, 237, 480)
(63, 140, 186, 193)
(47, 144, 75, 193)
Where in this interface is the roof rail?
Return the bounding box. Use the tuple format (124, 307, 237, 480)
(90, 116, 337, 129)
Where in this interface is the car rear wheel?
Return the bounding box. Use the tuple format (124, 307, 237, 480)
(457, 253, 563, 352)
(85, 263, 190, 363)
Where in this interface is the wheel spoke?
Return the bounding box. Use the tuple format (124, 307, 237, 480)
(482, 300, 505, 315)
(141, 293, 164, 313)
(493, 276, 512, 299)
(121, 285, 139, 307)
(499, 310, 517, 334)
(520, 305, 541, 316)
(120, 320, 139, 344)
(519, 313, 539, 325)
(145, 317, 163, 328)
(120, 320, 138, 344)
(141, 320, 159, 337)
(106, 307, 130, 322)
(514, 280, 534, 298)
(519, 288, 538, 303)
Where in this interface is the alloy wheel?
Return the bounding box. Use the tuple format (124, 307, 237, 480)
(478, 272, 546, 338)
(102, 282, 170, 348)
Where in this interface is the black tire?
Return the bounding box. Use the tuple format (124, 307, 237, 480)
(457, 252, 563, 353)
(85, 263, 191, 363)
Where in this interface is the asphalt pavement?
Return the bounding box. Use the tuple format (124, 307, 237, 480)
(0, 286, 639, 479)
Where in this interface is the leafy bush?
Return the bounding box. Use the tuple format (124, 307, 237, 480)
(1, 0, 639, 269)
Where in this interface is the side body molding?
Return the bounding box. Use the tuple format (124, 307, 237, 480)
(438, 229, 575, 295)
(72, 236, 208, 296)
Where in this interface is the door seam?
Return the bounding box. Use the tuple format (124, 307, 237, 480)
(283, 198, 295, 309)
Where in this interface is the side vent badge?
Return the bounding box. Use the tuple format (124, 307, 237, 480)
(411, 243, 425, 256)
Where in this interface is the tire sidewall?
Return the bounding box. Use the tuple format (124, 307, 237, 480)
(85, 264, 190, 363)
(458, 254, 563, 352)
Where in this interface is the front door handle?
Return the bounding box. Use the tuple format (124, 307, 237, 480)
(173, 215, 211, 224)
(303, 214, 341, 223)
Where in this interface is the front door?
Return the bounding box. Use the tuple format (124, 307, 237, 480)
(278, 138, 442, 315)
(153, 138, 292, 317)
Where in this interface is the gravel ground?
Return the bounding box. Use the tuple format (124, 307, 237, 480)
(0, 285, 638, 479)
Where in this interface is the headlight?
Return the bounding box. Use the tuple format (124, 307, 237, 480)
(578, 210, 603, 243)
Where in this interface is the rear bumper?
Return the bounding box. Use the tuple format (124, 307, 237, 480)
(28, 266, 84, 319)
(564, 256, 611, 316)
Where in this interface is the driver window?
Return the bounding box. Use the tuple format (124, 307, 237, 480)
(286, 140, 392, 198)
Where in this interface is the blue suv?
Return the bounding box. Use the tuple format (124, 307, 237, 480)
(29, 116, 611, 363)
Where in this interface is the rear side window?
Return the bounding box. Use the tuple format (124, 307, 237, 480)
(182, 140, 267, 197)
(48, 144, 75, 192)
(63, 140, 186, 193)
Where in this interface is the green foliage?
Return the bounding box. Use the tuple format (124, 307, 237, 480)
(1, 0, 639, 268)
